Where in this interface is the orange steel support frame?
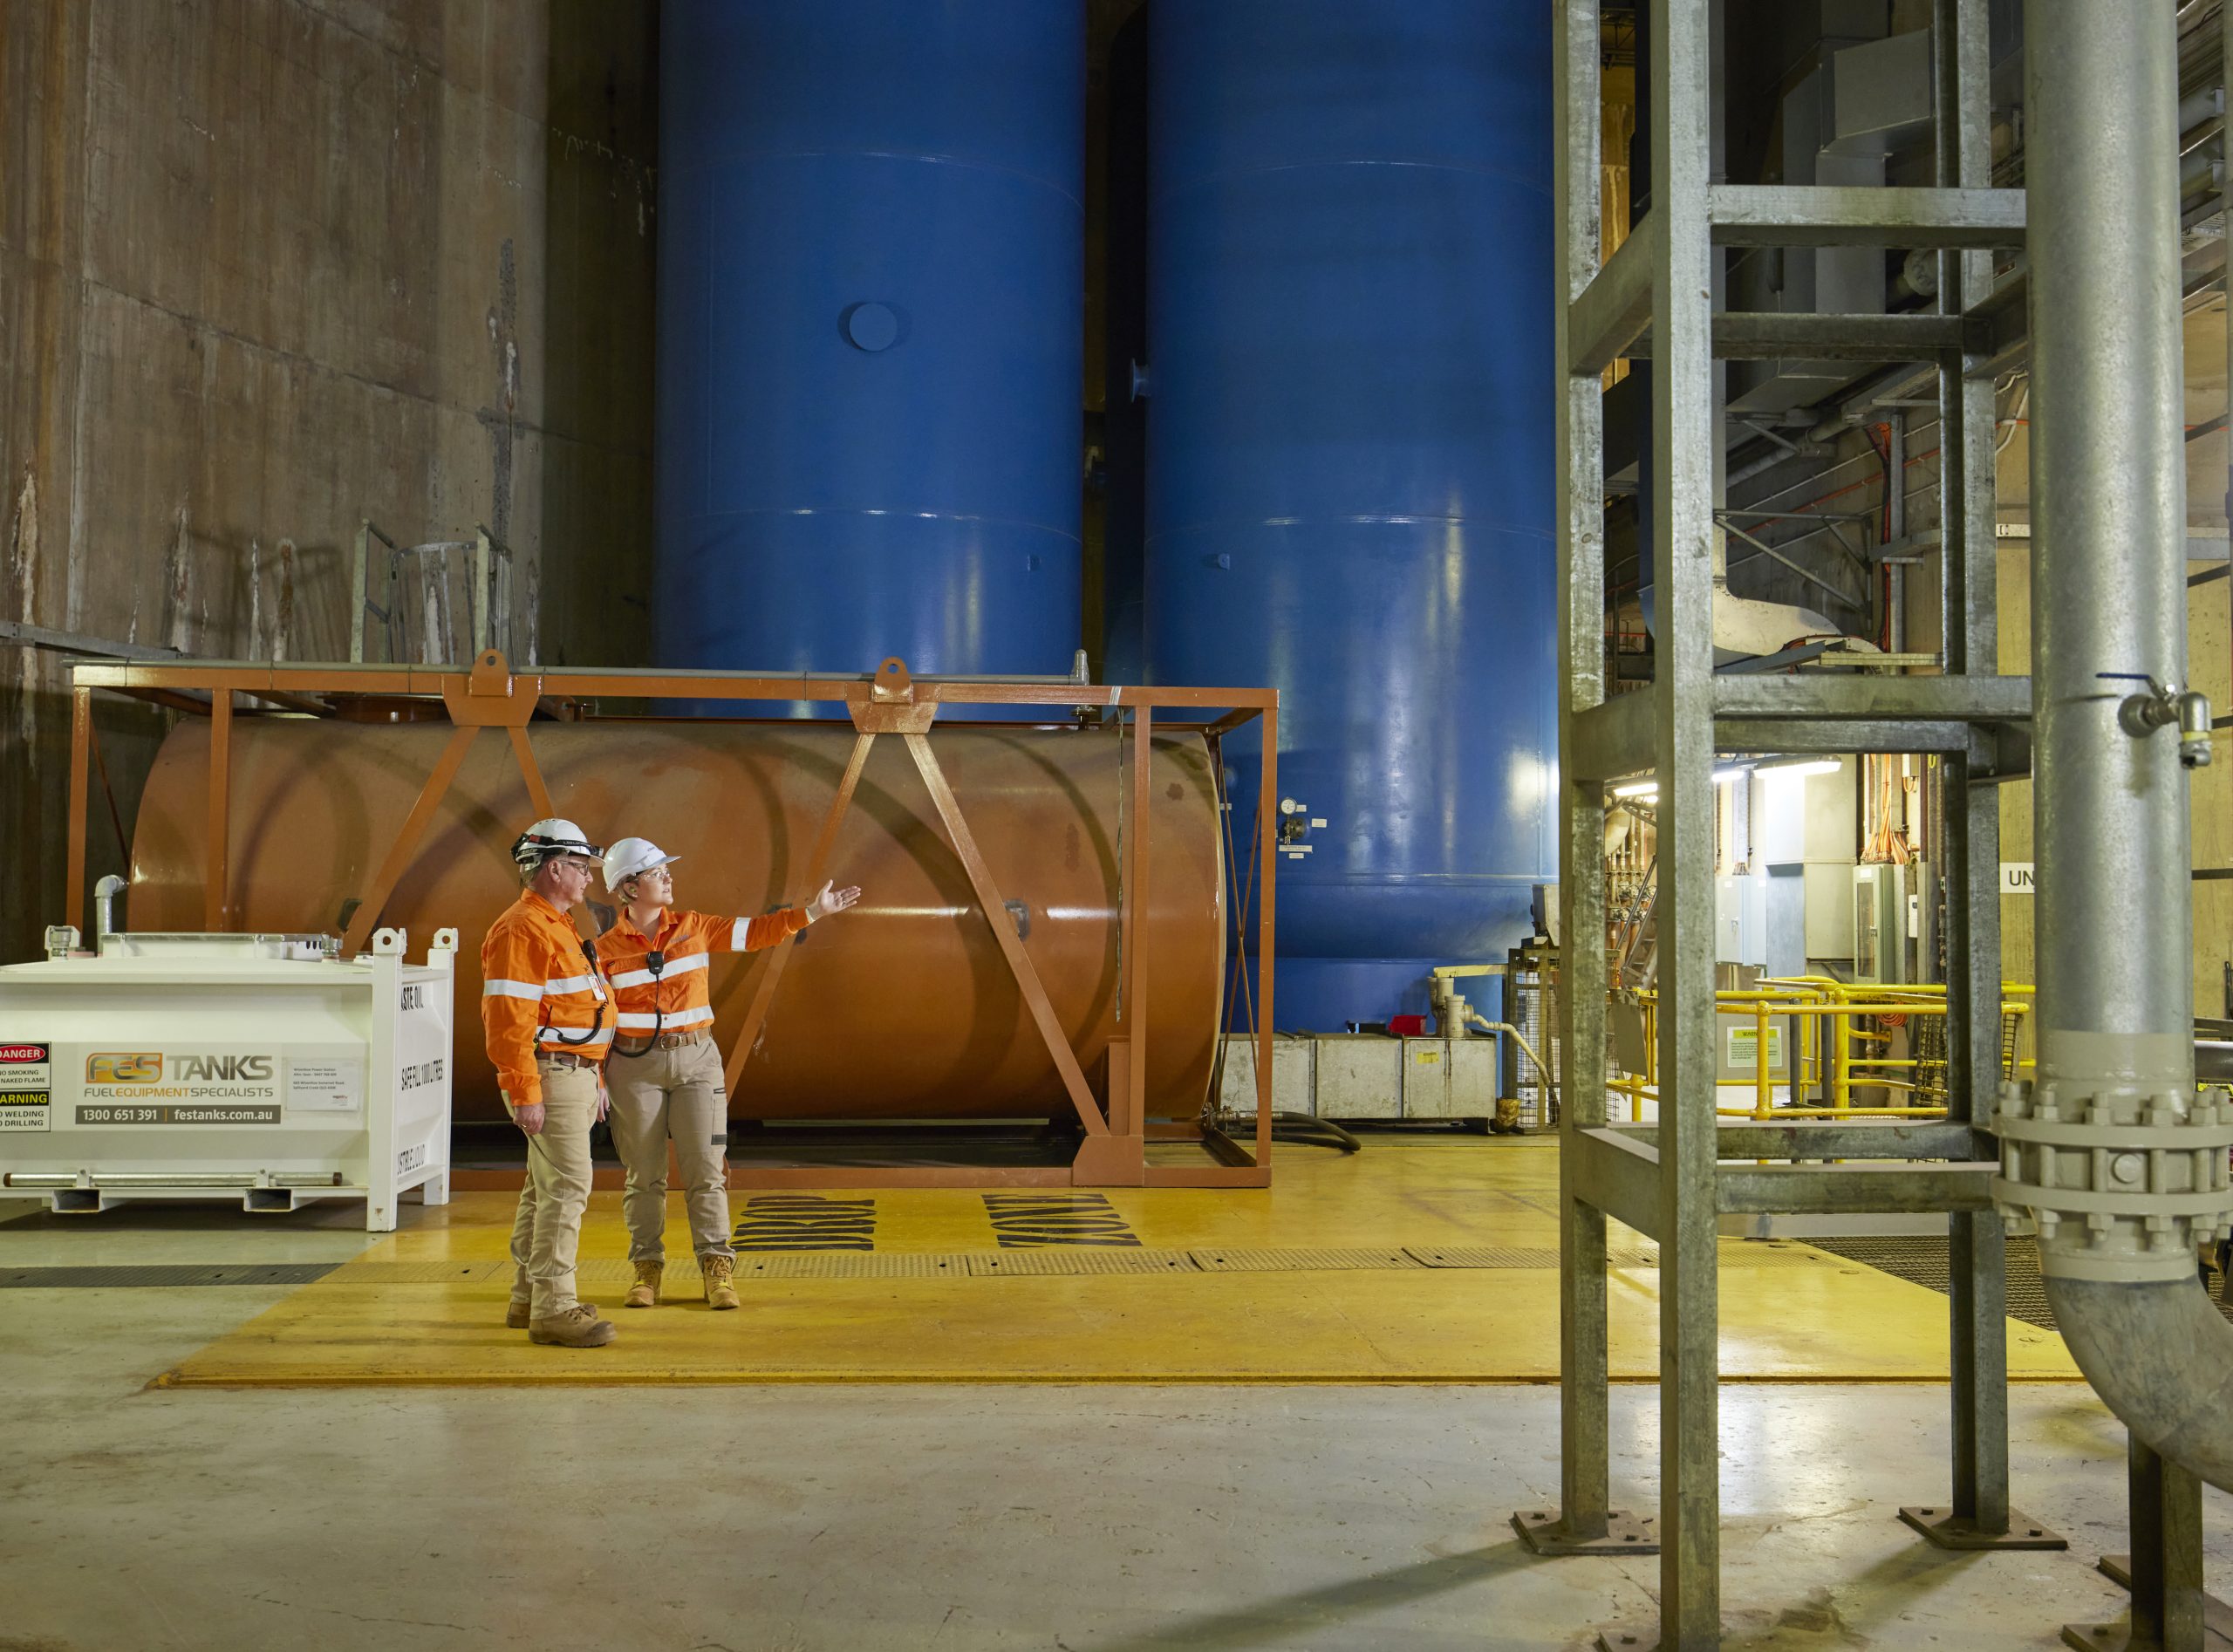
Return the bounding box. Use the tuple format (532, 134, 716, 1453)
(61, 652, 1279, 1190)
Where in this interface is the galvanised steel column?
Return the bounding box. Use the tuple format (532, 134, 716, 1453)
(1649, 0, 1723, 1640)
(1929, 0, 2015, 1546)
(1545, 0, 1613, 1548)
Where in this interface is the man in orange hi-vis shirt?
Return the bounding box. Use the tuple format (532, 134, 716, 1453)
(595, 836, 862, 1312)
(482, 817, 619, 1348)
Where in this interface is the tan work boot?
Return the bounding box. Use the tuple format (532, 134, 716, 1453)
(701, 1253, 740, 1311)
(529, 1304, 618, 1348)
(505, 1298, 530, 1329)
(625, 1260, 663, 1308)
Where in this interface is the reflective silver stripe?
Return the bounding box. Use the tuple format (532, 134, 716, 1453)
(730, 917, 750, 950)
(543, 973, 607, 1001)
(482, 979, 543, 1000)
(608, 952, 709, 990)
(616, 1005, 715, 1031)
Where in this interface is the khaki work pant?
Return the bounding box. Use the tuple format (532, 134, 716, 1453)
(607, 1037, 733, 1262)
(507, 1062, 599, 1319)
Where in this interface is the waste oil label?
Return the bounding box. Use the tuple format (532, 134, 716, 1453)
(78, 1048, 282, 1123)
(0, 1043, 51, 1130)
(983, 1193, 1144, 1249)
(734, 1195, 876, 1251)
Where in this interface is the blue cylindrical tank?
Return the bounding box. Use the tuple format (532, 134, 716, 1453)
(654, 3, 1084, 686)
(1145, 1, 1556, 1030)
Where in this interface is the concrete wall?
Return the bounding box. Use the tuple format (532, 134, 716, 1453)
(0, 0, 656, 963)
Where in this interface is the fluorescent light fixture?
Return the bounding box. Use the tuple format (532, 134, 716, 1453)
(1711, 765, 1745, 785)
(1610, 779, 1659, 799)
(1756, 757, 1841, 777)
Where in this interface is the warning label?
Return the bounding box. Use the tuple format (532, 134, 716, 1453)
(1725, 1027, 1786, 1072)
(77, 1104, 283, 1126)
(0, 1042, 51, 1130)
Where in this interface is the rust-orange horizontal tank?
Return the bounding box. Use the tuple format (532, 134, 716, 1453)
(126, 720, 1226, 1122)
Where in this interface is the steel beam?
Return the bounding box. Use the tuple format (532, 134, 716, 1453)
(2065, 1440, 2209, 1652)
(1612, 1119, 1987, 1160)
(1573, 1129, 1663, 1239)
(1715, 719, 2022, 771)
(1715, 1160, 1999, 1216)
(1935, 0, 2018, 1547)
(1649, 0, 1723, 1636)
(1897, 1, 2024, 1548)
(1547, 0, 1621, 1560)
(1570, 207, 1657, 376)
(1707, 183, 2025, 248)
(1570, 691, 1655, 781)
(1712, 311, 1975, 361)
(0, 618, 182, 661)
(1713, 672, 2031, 722)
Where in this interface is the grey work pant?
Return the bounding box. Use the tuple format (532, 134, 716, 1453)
(607, 1036, 734, 1261)
(506, 1061, 599, 1318)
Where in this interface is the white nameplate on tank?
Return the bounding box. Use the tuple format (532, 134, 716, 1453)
(287, 1048, 368, 1114)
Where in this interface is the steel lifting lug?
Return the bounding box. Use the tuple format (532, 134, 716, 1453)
(2098, 672, 2213, 768)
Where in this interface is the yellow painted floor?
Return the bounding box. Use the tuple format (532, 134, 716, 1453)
(160, 1137, 2084, 1387)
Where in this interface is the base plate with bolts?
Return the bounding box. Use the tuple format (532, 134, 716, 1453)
(1898, 1504, 2068, 1551)
(1511, 1506, 1658, 1556)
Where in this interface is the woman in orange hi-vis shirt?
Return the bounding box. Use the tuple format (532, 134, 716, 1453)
(593, 836, 862, 1310)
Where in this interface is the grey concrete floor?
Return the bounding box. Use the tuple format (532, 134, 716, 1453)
(4, 1204, 2230, 1650)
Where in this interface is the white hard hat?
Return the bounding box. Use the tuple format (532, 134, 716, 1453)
(603, 836, 679, 892)
(512, 817, 604, 873)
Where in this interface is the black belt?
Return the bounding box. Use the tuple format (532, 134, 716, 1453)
(614, 1029, 711, 1055)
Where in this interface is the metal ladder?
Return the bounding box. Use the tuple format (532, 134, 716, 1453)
(1523, 3, 2045, 1645)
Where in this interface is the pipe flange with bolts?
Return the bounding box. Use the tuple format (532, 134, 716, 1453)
(1993, 1071, 2233, 1283)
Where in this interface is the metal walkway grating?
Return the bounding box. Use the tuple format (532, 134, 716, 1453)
(0, 1262, 339, 1289)
(1808, 1236, 2233, 1331)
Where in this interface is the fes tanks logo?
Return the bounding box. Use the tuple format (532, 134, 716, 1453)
(86, 1053, 275, 1084)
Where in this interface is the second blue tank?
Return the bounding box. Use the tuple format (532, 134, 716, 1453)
(654, 2, 1084, 685)
(1145, 0, 1557, 1029)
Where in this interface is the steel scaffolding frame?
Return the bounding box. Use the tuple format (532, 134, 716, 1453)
(1523, 3, 2055, 1645)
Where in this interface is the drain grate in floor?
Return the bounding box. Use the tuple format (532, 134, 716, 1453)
(742, 1253, 972, 1280)
(968, 1249, 1196, 1276)
(1808, 1235, 2233, 1330)
(1190, 1246, 1422, 1273)
(1405, 1244, 1660, 1268)
(0, 1262, 338, 1288)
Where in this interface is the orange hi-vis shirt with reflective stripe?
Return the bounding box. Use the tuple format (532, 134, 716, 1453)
(594, 906, 809, 1039)
(481, 889, 613, 1107)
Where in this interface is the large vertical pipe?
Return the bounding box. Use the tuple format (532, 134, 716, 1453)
(2026, 5, 2189, 1070)
(2002, 1, 2233, 1495)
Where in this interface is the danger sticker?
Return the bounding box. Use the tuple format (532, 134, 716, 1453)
(0, 1042, 51, 1095)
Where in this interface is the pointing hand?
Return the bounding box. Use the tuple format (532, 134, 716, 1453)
(807, 880, 863, 922)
